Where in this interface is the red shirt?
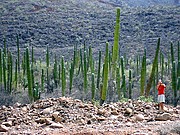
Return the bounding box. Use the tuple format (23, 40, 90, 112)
(158, 84, 166, 95)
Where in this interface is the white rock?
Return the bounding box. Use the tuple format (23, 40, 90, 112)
(0, 125, 9, 132)
(125, 108, 133, 114)
(43, 108, 51, 114)
(52, 112, 59, 119)
(155, 113, 171, 121)
(136, 114, 145, 121)
(50, 123, 63, 128)
(2, 121, 12, 127)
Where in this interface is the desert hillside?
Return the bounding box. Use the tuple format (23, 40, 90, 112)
(0, 0, 179, 60)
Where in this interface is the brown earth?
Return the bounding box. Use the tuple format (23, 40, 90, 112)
(0, 97, 180, 135)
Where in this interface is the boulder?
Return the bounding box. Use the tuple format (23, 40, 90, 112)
(135, 114, 145, 121)
(0, 125, 9, 132)
(155, 113, 171, 121)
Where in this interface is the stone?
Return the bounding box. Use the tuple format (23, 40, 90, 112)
(155, 113, 171, 121)
(97, 116, 106, 121)
(22, 106, 28, 112)
(35, 118, 52, 124)
(43, 108, 51, 114)
(55, 116, 62, 123)
(136, 114, 145, 121)
(0, 125, 9, 132)
(111, 110, 119, 115)
(125, 108, 133, 115)
(50, 123, 63, 128)
(97, 109, 105, 115)
(2, 121, 12, 127)
(52, 111, 59, 119)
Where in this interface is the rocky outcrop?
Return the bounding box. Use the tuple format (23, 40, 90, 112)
(0, 97, 179, 134)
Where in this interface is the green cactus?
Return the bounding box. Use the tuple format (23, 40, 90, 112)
(7, 52, 12, 93)
(0, 49, 2, 85)
(121, 74, 126, 98)
(53, 54, 58, 88)
(61, 56, 66, 96)
(16, 34, 20, 72)
(116, 66, 121, 99)
(128, 69, 132, 99)
(3, 53, 6, 91)
(91, 73, 95, 101)
(170, 42, 175, 66)
(41, 69, 44, 92)
(145, 38, 160, 97)
(161, 52, 164, 80)
(69, 62, 74, 94)
(112, 8, 120, 79)
(33, 82, 40, 101)
(120, 56, 124, 77)
(100, 42, 109, 105)
(140, 55, 146, 96)
(15, 59, 18, 89)
(83, 51, 88, 94)
(172, 61, 177, 106)
(97, 51, 102, 89)
(26, 47, 33, 102)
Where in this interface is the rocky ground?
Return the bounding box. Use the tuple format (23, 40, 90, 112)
(0, 97, 180, 135)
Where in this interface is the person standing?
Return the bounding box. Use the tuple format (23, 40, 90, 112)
(157, 79, 166, 111)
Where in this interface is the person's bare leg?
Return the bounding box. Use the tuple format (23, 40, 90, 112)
(161, 103, 164, 110)
(159, 103, 162, 111)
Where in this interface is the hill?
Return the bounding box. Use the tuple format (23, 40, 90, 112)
(0, 0, 179, 60)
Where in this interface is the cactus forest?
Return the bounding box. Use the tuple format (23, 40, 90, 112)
(0, 8, 179, 107)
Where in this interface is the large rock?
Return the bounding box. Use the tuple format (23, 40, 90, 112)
(0, 125, 9, 132)
(135, 114, 145, 121)
(50, 123, 64, 128)
(155, 113, 171, 121)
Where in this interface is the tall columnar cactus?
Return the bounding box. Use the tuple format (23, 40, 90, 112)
(69, 62, 74, 94)
(80, 49, 83, 74)
(178, 41, 180, 62)
(170, 42, 175, 66)
(53, 54, 58, 88)
(145, 38, 160, 97)
(3, 53, 6, 91)
(31, 46, 34, 69)
(116, 67, 121, 99)
(121, 74, 126, 98)
(140, 55, 146, 96)
(58, 64, 61, 85)
(16, 34, 20, 72)
(120, 56, 124, 77)
(100, 42, 109, 105)
(3, 37, 7, 58)
(177, 42, 180, 78)
(172, 61, 177, 106)
(91, 73, 95, 101)
(41, 69, 44, 92)
(88, 46, 93, 73)
(7, 52, 12, 93)
(83, 51, 88, 94)
(0, 49, 2, 85)
(61, 56, 66, 96)
(112, 8, 120, 79)
(46, 46, 50, 85)
(136, 55, 139, 75)
(15, 59, 18, 89)
(128, 69, 132, 99)
(26, 47, 33, 102)
(96, 51, 101, 89)
(161, 52, 164, 80)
